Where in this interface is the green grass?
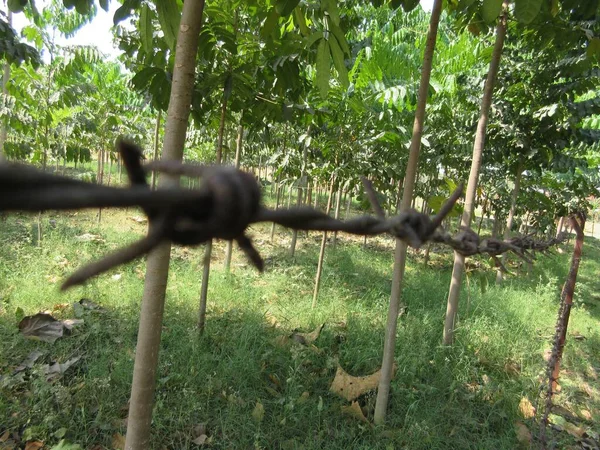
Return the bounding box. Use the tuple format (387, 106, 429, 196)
(0, 208, 599, 449)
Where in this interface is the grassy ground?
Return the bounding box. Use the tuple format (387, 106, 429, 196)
(0, 202, 599, 449)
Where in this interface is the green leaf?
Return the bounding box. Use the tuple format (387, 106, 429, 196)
(294, 7, 310, 37)
(481, 0, 503, 23)
(99, 0, 109, 12)
(154, 0, 181, 51)
(140, 4, 154, 54)
(514, 0, 542, 24)
(223, 73, 233, 101)
(402, 0, 420, 12)
(316, 38, 330, 99)
(587, 37, 600, 61)
(275, 0, 300, 17)
(305, 31, 324, 48)
(328, 20, 349, 55)
(550, 0, 559, 16)
(8, 0, 28, 13)
(74, 0, 91, 15)
(321, 0, 340, 26)
(329, 34, 349, 88)
(261, 8, 280, 38)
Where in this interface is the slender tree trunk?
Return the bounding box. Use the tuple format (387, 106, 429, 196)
(290, 135, 309, 257)
(312, 177, 335, 308)
(332, 185, 343, 248)
(118, 154, 122, 183)
(345, 188, 352, 220)
(225, 116, 244, 271)
(443, 4, 507, 346)
(198, 82, 227, 332)
(551, 214, 585, 388)
(556, 217, 565, 238)
(270, 178, 281, 242)
(151, 110, 163, 190)
(124, 1, 205, 448)
(496, 160, 523, 283)
(477, 192, 488, 235)
(373, 0, 444, 425)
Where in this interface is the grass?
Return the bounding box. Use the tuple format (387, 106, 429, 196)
(0, 203, 599, 449)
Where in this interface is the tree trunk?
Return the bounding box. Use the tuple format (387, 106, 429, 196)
(496, 160, 523, 283)
(198, 81, 227, 332)
(442, 4, 507, 346)
(290, 134, 309, 257)
(270, 179, 281, 242)
(124, 1, 205, 448)
(151, 110, 163, 190)
(556, 216, 565, 238)
(225, 117, 244, 271)
(312, 177, 335, 308)
(332, 185, 343, 248)
(345, 188, 352, 219)
(543, 214, 585, 432)
(373, 0, 444, 426)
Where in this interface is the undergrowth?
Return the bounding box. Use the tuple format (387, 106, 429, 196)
(0, 207, 598, 449)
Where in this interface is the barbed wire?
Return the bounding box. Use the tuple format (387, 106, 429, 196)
(0, 141, 566, 290)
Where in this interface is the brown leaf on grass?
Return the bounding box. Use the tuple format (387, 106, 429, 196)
(340, 401, 369, 423)
(24, 441, 44, 450)
(44, 356, 81, 381)
(0, 431, 9, 442)
(330, 364, 395, 402)
(292, 323, 325, 345)
(504, 360, 521, 377)
(580, 409, 592, 420)
(192, 423, 206, 438)
(518, 397, 536, 419)
(19, 313, 64, 343)
(297, 391, 310, 404)
(252, 401, 265, 422)
(14, 350, 44, 373)
(192, 434, 208, 446)
(112, 433, 125, 450)
(514, 421, 531, 447)
(62, 319, 84, 331)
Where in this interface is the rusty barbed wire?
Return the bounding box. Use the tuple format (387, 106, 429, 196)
(0, 141, 566, 290)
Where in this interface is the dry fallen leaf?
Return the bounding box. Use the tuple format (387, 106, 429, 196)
(292, 323, 325, 345)
(504, 360, 521, 377)
(44, 356, 81, 381)
(514, 421, 532, 447)
(14, 350, 44, 373)
(341, 401, 369, 423)
(19, 313, 64, 343)
(24, 441, 44, 450)
(192, 434, 207, 446)
(112, 433, 125, 450)
(580, 409, 592, 420)
(252, 401, 265, 422)
(518, 397, 536, 419)
(0, 431, 9, 442)
(330, 364, 394, 402)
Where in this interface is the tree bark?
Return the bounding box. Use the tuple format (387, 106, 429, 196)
(151, 110, 163, 190)
(225, 116, 244, 271)
(270, 178, 281, 242)
(373, 0, 444, 426)
(198, 86, 227, 332)
(442, 4, 507, 346)
(312, 176, 335, 308)
(550, 214, 585, 391)
(290, 133, 309, 257)
(332, 184, 343, 248)
(124, 1, 205, 448)
(496, 160, 523, 283)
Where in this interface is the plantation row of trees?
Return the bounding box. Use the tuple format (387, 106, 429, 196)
(1, 0, 599, 446)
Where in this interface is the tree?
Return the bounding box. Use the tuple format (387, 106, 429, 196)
(124, 0, 205, 447)
(442, 3, 508, 346)
(373, 0, 444, 425)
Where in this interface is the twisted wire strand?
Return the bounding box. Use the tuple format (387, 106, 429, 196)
(0, 141, 566, 290)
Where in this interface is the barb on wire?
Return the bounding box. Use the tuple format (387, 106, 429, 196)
(0, 141, 566, 290)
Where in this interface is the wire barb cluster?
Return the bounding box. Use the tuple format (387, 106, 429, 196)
(0, 141, 566, 290)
